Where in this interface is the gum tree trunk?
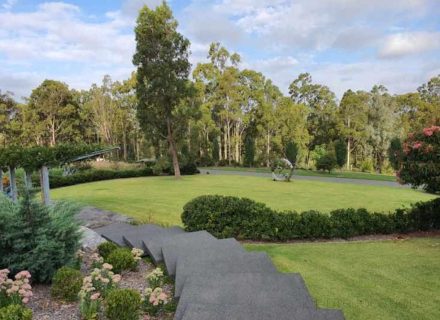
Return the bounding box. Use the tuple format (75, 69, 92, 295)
(41, 166, 51, 205)
(9, 166, 17, 202)
(167, 118, 181, 179)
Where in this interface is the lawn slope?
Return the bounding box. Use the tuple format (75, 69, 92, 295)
(51, 175, 436, 225)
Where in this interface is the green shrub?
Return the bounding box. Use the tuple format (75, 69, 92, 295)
(106, 249, 137, 273)
(104, 289, 141, 320)
(0, 304, 32, 320)
(182, 195, 440, 241)
(98, 242, 119, 260)
(51, 266, 83, 302)
(0, 192, 82, 283)
(316, 154, 337, 173)
(48, 167, 155, 188)
(360, 158, 374, 173)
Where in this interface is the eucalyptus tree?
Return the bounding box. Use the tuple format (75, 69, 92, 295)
(338, 89, 369, 169)
(27, 80, 81, 146)
(133, 3, 192, 178)
(289, 73, 338, 165)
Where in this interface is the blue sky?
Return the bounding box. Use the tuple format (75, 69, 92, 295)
(1, 0, 439, 100)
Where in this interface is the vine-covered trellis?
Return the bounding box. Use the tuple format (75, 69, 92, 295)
(0, 144, 111, 204)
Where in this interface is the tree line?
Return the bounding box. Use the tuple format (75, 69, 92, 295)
(1, 3, 439, 176)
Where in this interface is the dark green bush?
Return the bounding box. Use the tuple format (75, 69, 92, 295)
(182, 195, 440, 241)
(0, 192, 82, 283)
(48, 167, 154, 188)
(51, 266, 83, 302)
(0, 304, 32, 320)
(106, 249, 137, 273)
(98, 242, 119, 260)
(104, 289, 141, 320)
(316, 154, 337, 172)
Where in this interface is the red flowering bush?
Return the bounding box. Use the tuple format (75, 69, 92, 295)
(398, 125, 440, 193)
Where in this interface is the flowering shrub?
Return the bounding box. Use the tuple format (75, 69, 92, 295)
(131, 248, 143, 262)
(78, 264, 121, 320)
(90, 252, 104, 269)
(142, 287, 169, 316)
(0, 269, 32, 308)
(398, 125, 440, 193)
(145, 268, 165, 289)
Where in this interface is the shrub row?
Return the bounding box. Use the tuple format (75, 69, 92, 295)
(47, 168, 155, 188)
(47, 163, 200, 189)
(182, 195, 440, 241)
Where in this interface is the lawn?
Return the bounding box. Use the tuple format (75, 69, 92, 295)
(51, 175, 436, 225)
(246, 238, 440, 320)
(202, 166, 397, 182)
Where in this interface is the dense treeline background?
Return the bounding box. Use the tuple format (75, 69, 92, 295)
(1, 42, 439, 174)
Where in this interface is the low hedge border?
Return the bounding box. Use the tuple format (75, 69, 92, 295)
(181, 195, 440, 241)
(39, 164, 200, 189)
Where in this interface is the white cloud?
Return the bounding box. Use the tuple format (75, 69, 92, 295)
(379, 32, 440, 58)
(1, 0, 17, 10)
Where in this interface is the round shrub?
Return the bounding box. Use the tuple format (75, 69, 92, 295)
(106, 249, 137, 273)
(0, 304, 32, 320)
(316, 154, 337, 173)
(182, 195, 278, 240)
(104, 289, 141, 320)
(51, 266, 83, 302)
(98, 242, 119, 260)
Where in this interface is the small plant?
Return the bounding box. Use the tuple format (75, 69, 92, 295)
(98, 242, 119, 260)
(145, 268, 165, 289)
(104, 288, 141, 320)
(78, 264, 121, 320)
(131, 248, 144, 262)
(106, 249, 137, 273)
(143, 287, 169, 316)
(0, 269, 32, 308)
(90, 252, 104, 269)
(0, 304, 32, 320)
(51, 266, 83, 302)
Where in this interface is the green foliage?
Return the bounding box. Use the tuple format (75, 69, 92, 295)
(334, 140, 347, 168)
(182, 195, 440, 241)
(316, 154, 337, 172)
(0, 304, 32, 320)
(0, 192, 82, 283)
(49, 167, 154, 188)
(98, 242, 119, 260)
(104, 289, 141, 320)
(51, 266, 83, 302)
(398, 126, 439, 193)
(285, 141, 299, 167)
(388, 137, 403, 170)
(106, 249, 137, 274)
(360, 158, 375, 173)
(243, 135, 255, 167)
(212, 139, 219, 164)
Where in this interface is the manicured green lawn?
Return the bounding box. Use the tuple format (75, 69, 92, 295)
(245, 238, 440, 320)
(51, 175, 436, 225)
(202, 166, 397, 182)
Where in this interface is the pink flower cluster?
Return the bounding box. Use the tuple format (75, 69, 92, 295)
(0, 269, 33, 304)
(144, 287, 168, 306)
(423, 126, 440, 137)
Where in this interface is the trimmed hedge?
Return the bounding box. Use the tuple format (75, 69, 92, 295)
(48, 168, 155, 188)
(182, 195, 440, 241)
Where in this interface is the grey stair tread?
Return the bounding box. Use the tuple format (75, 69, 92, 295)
(175, 273, 316, 320)
(94, 222, 138, 246)
(181, 303, 344, 320)
(122, 224, 166, 249)
(174, 252, 277, 297)
(142, 231, 215, 264)
(162, 238, 244, 276)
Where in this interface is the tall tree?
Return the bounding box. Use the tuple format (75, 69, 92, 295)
(289, 73, 337, 165)
(133, 2, 192, 178)
(27, 80, 80, 146)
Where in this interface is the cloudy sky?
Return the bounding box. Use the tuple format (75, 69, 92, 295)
(1, 0, 439, 100)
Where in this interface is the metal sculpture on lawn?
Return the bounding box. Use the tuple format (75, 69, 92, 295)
(271, 158, 294, 182)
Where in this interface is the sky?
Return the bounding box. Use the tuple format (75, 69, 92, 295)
(0, 0, 439, 100)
